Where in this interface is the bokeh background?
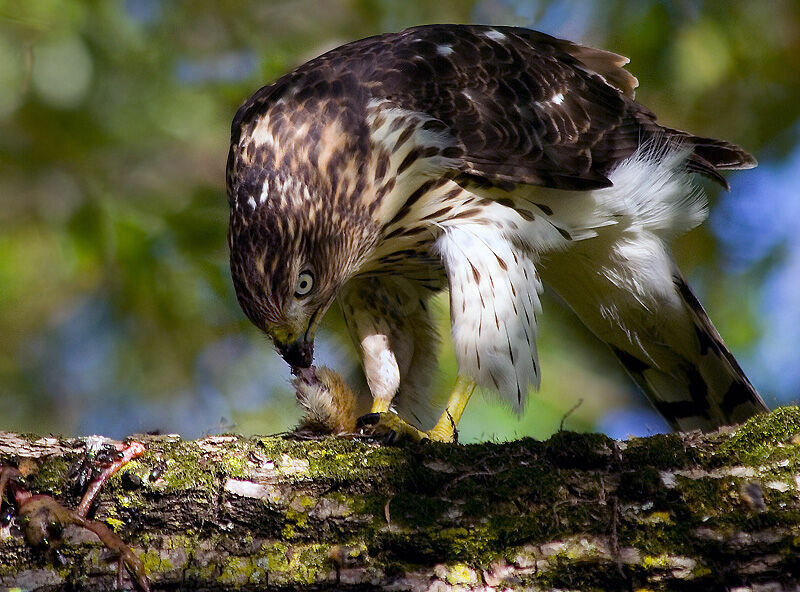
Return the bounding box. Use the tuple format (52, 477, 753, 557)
(1, 0, 799, 442)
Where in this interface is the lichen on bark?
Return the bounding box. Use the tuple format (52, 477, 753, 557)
(2, 407, 800, 591)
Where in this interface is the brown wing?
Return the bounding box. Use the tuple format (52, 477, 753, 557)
(231, 25, 756, 193)
(356, 25, 754, 190)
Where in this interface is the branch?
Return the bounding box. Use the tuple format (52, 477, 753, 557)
(2, 408, 800, 591)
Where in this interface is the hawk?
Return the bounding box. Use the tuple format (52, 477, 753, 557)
(227, 24, 768, 441)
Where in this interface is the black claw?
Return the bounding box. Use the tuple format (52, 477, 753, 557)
(445, 410, 459, 444)
(356, 413, 381, 428)
(384, 430, 398, 446)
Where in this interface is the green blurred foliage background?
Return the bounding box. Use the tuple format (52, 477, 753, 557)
(1, 0, 799, 441)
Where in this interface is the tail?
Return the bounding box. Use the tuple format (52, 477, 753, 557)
(537, 142, 767, 431)
(661, 127, 758, 191)
(641, 274, 768, 429)
(544, 261, 767, 431)
(606, 271, 768, 431)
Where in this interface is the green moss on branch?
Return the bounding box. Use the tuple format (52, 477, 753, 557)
(2, 407, 800, 590)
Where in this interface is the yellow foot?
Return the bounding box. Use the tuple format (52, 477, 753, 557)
(358, 376, 476, 444)
(357, 412, 455, 444)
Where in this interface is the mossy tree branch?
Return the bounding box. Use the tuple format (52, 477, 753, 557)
(2, 408, 800, 591)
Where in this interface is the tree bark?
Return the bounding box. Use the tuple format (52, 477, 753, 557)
(2, 407, 800, 591)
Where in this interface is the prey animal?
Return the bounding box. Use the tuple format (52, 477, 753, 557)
(227, 24, 768, 441)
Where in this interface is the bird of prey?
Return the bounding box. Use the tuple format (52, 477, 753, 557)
(227, 24, 768, 441)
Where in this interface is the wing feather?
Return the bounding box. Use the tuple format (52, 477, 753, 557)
(359, 25, 753, 190)
(231, 24, 756, 197)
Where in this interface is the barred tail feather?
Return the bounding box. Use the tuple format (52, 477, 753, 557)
(661, 127, 758, 190)
(546, 261, 768, 431)
(538, 143, 767, 431)
(668, 274, 768, 426)
(607, 272, 768, 430)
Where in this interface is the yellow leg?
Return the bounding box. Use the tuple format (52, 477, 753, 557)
(427, 375, 476, 442)
(357, 375, 476, 444)
(371, 398, 391, 413)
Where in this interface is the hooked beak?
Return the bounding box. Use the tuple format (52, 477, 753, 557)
(276, 337, 314, 369)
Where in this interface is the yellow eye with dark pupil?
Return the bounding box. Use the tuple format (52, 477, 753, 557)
(295, 271, 314, 296)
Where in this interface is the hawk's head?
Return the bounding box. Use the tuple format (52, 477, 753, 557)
(228, 205, 349, 368)
(226, 83, 378, 369)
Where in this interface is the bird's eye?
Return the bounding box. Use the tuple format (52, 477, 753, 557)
(295, 270, 314, 297)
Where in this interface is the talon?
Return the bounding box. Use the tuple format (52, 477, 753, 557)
(356, 412, 427, 444)
(446, 411, 459, 445)
(356, 413, 381, 429)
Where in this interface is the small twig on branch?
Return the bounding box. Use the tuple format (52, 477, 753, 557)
(558, 398, 584, 432)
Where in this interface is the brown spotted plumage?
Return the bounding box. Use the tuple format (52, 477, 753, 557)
(227, 24, 767, 436)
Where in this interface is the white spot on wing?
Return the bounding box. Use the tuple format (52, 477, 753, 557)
(484, 29, 506, 42)
(436, 44, 454, 56)
(551, 92, 564, 105)
(259, 179, 269, 204)
(250, 116, 278, 149)
(247, 196, 257, 211)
